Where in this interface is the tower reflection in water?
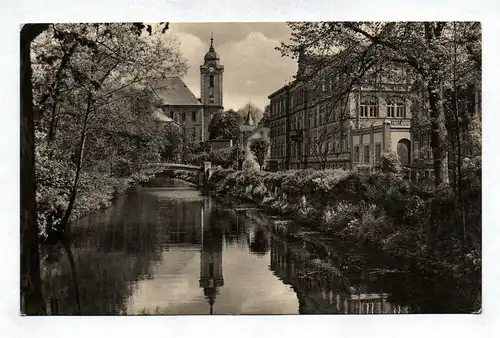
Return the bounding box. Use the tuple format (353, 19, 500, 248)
(199, 198, 224, 315)
(269, 236, 408, 314)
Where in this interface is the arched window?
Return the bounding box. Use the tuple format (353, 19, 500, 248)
(387, 97, 405, 118)
(360, 96, 379, 118)
(209, 75, 214, 87)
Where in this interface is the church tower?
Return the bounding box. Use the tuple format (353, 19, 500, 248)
(200, 36, 224, 111)
(199, 199, 224, 315)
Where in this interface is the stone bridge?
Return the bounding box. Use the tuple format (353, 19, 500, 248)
(145, 162, 214, 187)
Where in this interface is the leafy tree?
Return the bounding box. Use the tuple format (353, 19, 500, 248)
(279, 21, 481, 187)
(21, 22, 177, 314)
(208, 109, 240, 140)
(249, 138, 270, 170)
(380, 152, 403, 174)
(161, 122, 183, 162)
(210, 147, 243, 169)
(260, 105, 271, 127)
(33, 23, 186, 237)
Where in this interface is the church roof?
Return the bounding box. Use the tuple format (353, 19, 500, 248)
(156, 77, 202, 106)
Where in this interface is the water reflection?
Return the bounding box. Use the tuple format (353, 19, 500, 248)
(41, 179, 417, 315)
(200, 201, 224, 315)
(269, 235, 408, 314)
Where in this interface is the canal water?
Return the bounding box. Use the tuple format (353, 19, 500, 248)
(40, 179, 461, 315)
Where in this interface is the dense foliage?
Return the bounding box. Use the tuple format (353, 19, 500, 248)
(32, 23, 187, 239)
(208, 161, 481, 311)
(249, 138, 270, 169)
(278, 22, 481, 187)
(208, 109, 240, 140)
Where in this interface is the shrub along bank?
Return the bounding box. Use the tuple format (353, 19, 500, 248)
(207, 159, 481, 311)
(160, 170, 199, 185)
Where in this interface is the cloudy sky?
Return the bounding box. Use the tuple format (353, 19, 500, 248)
(167, 23, 297, 111)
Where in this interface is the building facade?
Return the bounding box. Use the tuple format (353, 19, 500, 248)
(155, 37, 224, 144)
(267, 56, 413, 172)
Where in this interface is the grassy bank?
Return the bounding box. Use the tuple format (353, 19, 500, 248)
(36, 163, 166, 238)
(206, 162, 481, 311)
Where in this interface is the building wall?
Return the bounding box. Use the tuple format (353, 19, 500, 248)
(268, 87, 290, 170)
(267, 60, 414, 171)
(350, 122, 412, 172)
(163, 105, 206, 143)
(390, 130, 411, 153)
(200, 64, 224, 108)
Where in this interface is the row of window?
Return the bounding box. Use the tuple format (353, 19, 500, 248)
(271, 66, 406, 118)
(270, 118, 287, 137)
(359, 97, 406, 118)
(308, 137, 349, 155)
(288, 90, 306, 111)
(353, 143, 382, 164)
(270, 96, 406, 137)
(169, 110, 199, 123)
(290, 113, 303, 130)
(271, 141, 287, 158)
(271, 99, 286, 117)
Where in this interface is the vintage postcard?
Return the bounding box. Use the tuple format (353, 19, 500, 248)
(19, 21, 482, 317)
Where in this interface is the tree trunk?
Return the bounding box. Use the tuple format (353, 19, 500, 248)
(59, 92, 92, 232)
(20, 24, 49, 315)
(47, 101, 59, 142)
(427, 78, 450, 187)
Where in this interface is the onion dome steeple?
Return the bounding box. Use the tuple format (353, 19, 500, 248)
(204, 34, 220, 64)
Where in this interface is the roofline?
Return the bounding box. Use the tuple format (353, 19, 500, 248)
(162, 103, 203, 107)
(268, 84, 290, 99)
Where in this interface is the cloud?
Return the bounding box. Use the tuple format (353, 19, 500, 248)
(166, 23, 296, 111)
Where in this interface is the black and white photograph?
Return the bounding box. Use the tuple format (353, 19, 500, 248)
(17, 20, 483, 316)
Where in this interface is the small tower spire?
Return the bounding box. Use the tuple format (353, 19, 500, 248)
(245, 102, 255, 126)
(209, 32, 214, 51)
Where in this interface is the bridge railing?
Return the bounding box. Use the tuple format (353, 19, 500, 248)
(145, 163, 203, 171)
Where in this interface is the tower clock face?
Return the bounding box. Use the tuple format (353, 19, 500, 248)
(209, 66, 214, 73)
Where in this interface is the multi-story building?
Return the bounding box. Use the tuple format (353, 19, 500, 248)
(154, 37, 224, 144)
(267, 54, 413, 172)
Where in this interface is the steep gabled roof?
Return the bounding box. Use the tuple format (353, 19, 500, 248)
(156, 77, 201, 106)
(244, 109, 255, 126)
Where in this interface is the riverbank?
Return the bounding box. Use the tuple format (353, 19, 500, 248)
(36, 164, 167, 240)
(202, 165, 481, 312)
